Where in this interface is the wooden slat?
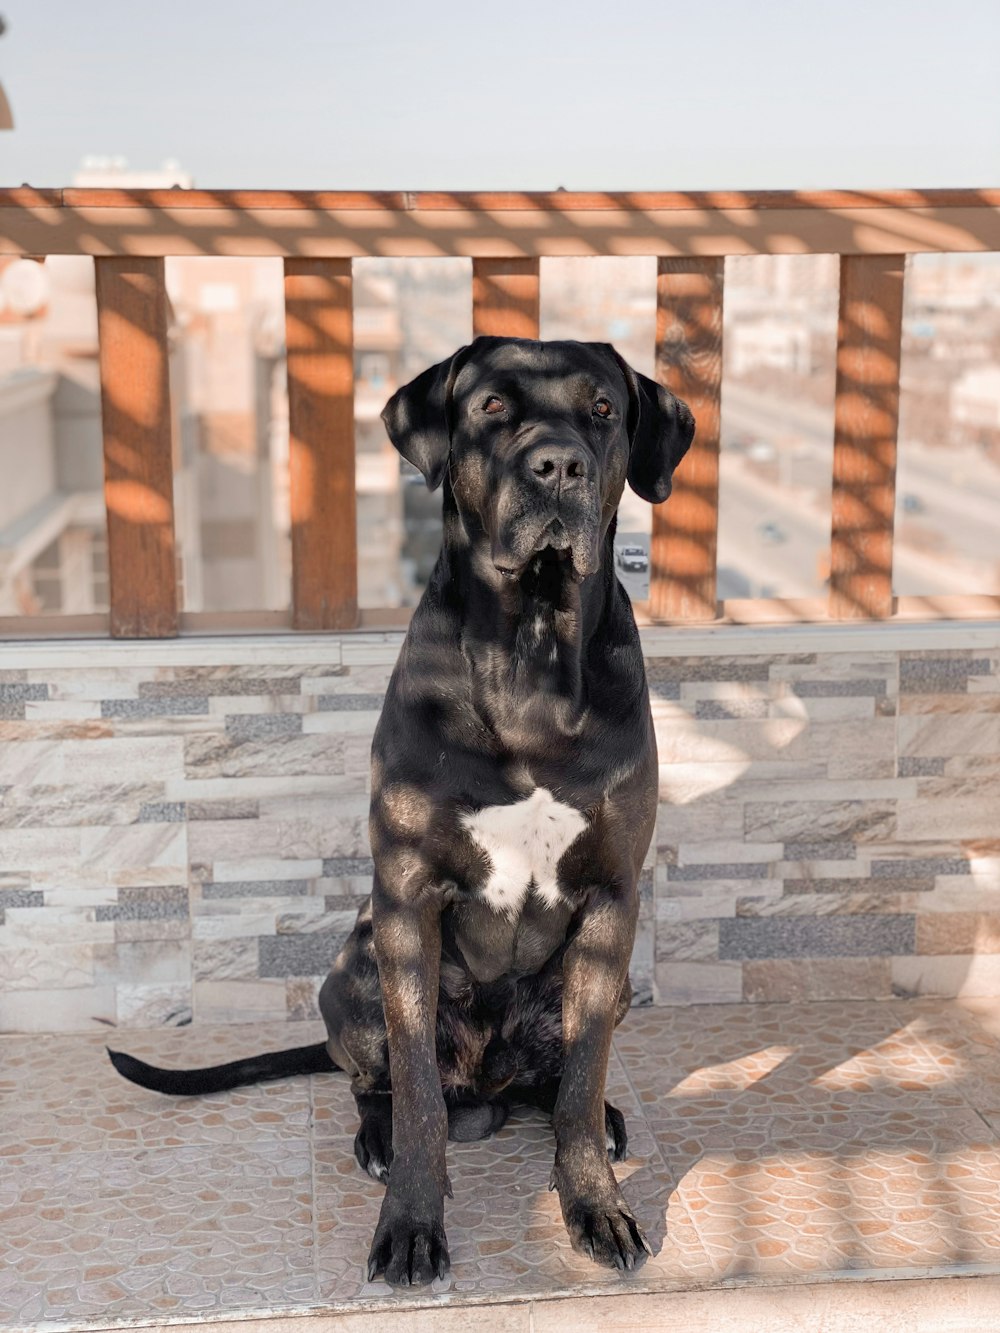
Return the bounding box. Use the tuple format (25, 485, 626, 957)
(94, 257, 178, 638)
(284, 258, 358, 631)
(6, 195, 1000, 261)
(828, 255, 905, 619)
(648, 257, 725, 621)
(472, 258, 540, 337)
(24, 187, 1000, 212)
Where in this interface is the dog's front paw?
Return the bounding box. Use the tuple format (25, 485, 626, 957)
(366, 1189, 449, 1287)
(552, 1152, 651, 1272)
(563, 1191, 652, 1271)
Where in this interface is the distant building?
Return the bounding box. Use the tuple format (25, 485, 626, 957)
(952, 366, 1000, 449)
(729, 318, 813, 377)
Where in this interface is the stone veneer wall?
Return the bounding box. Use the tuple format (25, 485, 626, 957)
(1, 623, 999, 1033)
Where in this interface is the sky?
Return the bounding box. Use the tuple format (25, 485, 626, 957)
(0, 0, 998, 191)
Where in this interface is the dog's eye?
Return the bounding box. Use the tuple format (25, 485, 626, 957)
(482, 395, 505, 415)
(593, 398, 613, 419)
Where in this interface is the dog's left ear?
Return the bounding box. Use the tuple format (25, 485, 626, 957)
(381, 343, 475, 491)
(610, 350, 695, 504)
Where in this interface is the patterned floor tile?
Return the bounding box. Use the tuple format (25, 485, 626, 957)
(3, 999, 1000, 1329)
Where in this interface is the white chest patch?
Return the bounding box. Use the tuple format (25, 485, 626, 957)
(460, 787, 588, 916)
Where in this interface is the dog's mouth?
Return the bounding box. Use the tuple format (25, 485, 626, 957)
(493, 517, 593, 585)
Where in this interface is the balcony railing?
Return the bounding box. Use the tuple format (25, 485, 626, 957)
(3, 187, 1000, 637)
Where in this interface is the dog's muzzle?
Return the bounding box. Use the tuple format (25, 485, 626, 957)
(490, 440, 602, 582)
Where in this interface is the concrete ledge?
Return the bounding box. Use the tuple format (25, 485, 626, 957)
(74, 1273, 1000, 1333)
(2, 616, 999, 669)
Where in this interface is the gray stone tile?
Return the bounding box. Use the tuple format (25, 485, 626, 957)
(791, 680, 887, 697)
(0, 888, 43, 910)
(666, 862, 770, 881)
(137, 801, 187, 823)
(898, 757, 946, 777)
(0, 683, 48, 701)
(258, 930, 352, 977)
(900, 657, 993, 693)
(718, 913, 915, 959)
(871, 857, 971, 877)
(694, 699, 768, 720)
(647, 659, 771, 684)
(322, 856, 375, 877)
(202, 880, 311, 899)
(140, 677, 303, 697)
(224, 714, 302, 739)
(101, 698, 209, 719)
(647, 678, 681, 700)
(783, 840, 858, 861)
(97, 887, 189, 922)
(317, 694, 385, 711)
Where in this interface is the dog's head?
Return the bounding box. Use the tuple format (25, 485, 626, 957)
(382, 336, 694, 582)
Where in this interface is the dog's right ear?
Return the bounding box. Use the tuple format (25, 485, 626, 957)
(381, 344, 473, 491)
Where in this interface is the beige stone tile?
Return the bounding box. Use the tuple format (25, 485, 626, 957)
(744, 799, 896, 844)
(655, 921, 720, 962)
(78, 825, 187, 875)
(892, 954, 1000, 998)
(896, 797, 1000, 841)
(917, 913, 1000, 955)
(675, 840, 783, 865)
(768, 696, 875, 721)
(899, 714, 1000, 757)
(209, 857, 325, 884)
(5, 737, 185, 786)
(193, 979, 289, 1024)
(742, 958, 892, 1002)
(655, 887, 745, 923)
(0, 984, 117, 1033)
(0, 826, 82, 871)
(654, 961, 743, 1005)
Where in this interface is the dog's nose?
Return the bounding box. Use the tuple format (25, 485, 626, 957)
(524, 442, 591, 488)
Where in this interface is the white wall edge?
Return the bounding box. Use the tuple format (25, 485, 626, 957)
(2, 618, 999, 670)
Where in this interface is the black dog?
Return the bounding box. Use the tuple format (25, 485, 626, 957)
(109, 336, 693, 1286)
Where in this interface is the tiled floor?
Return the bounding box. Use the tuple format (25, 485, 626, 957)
(4, 999, 1000, 1329)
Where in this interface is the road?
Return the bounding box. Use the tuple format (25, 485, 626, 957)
(614, 375, 1000, 600)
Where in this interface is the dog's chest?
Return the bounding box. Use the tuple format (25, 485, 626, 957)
(460, 787, 587, 915)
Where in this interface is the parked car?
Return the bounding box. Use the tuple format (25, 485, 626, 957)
(616, 544, 649, 573)
(757, 521, 787, 544)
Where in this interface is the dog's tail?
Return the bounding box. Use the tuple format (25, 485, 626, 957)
(106, 1041, 338, 1096)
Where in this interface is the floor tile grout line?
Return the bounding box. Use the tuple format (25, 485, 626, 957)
(887, 999, 1000, 1141)
(612, 1031, 718, 1271)
(307, 1075, 322, 1305)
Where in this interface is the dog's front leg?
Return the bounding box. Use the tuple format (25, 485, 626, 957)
(365, 872, 449, 1287)
(551, 886, 651, 1271)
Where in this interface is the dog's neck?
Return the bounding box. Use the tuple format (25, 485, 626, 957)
(431, 485, 618, 745)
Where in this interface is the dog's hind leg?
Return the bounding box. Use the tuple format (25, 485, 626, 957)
(513, 1080, 629, 1162)
(354, 1091, 394, 1183)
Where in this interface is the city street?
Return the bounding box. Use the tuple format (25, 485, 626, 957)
(613, 380, 1000, 604)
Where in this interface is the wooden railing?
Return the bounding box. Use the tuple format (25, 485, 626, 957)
(3, 187, 1000, 637)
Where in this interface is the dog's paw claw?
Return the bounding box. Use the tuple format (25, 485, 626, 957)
(563, 1195, 651, 1273)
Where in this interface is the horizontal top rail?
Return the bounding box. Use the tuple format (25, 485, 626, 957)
(3, 187, 1000, 259)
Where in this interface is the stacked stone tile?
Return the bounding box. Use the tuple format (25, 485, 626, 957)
(1, 635, 998, 1032)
